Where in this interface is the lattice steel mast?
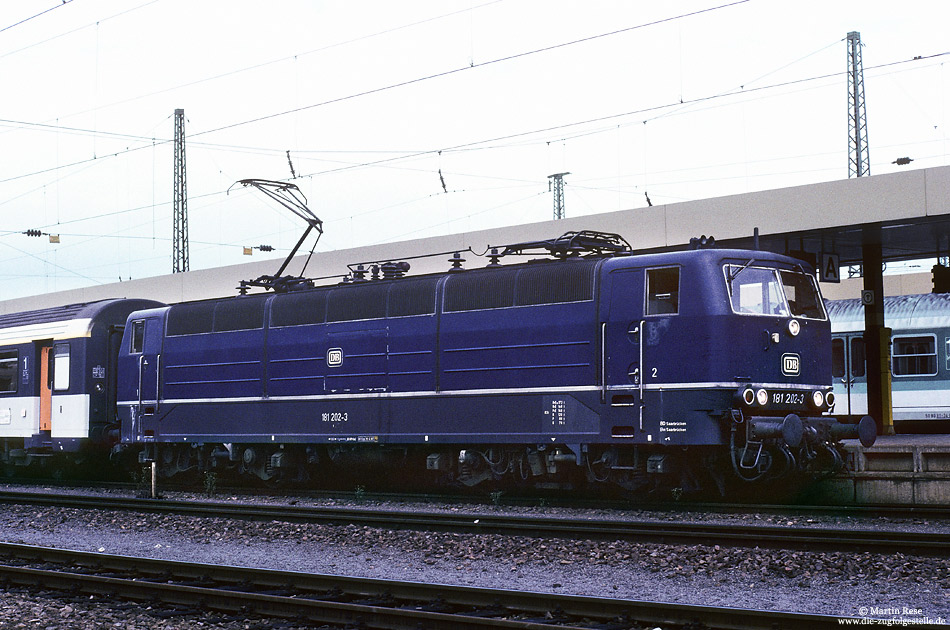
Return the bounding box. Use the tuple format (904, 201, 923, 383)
(172, 108, 189, 273)
(847, 31, 870, 178)
(548, 172, 569, 220)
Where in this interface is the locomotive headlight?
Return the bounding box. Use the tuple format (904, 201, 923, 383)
(811, 390, 825, 409)
(788, 319, 801, 336)
(825, 391, 835, 409)
(741, 388, 756, 406)
(756, 389, 769, 406)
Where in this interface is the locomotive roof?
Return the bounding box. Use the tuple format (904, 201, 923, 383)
(165, 247, 812, 308)
(827, 293, 950, 333)
(338, 247, 808, 283)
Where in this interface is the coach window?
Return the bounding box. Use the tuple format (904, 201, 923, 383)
(946, 337, 950, 371)
(53, 343, 70, 391)
(851, 338, 866, 378)
(646, 267, 679, 315)
(0, 351, 17, 393)
(130, 320, 145, 354)
(831, 339, 845, 379)
(892, 335, 937, 377)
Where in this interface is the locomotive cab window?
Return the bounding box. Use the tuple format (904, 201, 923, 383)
(0, 350, 17, 393)
(779, 270, 826, 319)
(646, 267, 679, 315)
(725, 265, 789, 316)
(892, 335, 937, 377)
(130, 320, 145, 354)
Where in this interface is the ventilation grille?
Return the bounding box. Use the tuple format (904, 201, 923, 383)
(389, 278, 437, 317)
(271, 291, 327, 327)
(444, 270, 517, 312)
(213, 296, 266, 332)
(327, 283, 388, 322)
(166, 302, 215, 336)
(445, 260, 595, 312)
(515, 261, 595, 306)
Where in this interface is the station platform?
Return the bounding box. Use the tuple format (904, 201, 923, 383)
(810, 434, 950, 505)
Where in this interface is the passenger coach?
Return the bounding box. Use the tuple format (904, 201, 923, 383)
(0, 299, 162, 469)
(828, 293, 950, 428)
(115, 233, 872, 491)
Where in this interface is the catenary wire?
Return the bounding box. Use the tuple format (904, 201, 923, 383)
(40, 1, 504, 125)
(190, 1, 751, 140)
(0, 1, 750, 187)
(0, 1, 156, 59)
(1, 48, 945, 244)
(0, 0, 76, 35)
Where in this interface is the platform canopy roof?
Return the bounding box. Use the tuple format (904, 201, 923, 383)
(1, 165, 948, 313)
(633, 165, 950, 267)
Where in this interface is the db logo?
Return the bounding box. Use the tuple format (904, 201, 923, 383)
(781, 353, 800, 376)
(327, 348, 343, 367)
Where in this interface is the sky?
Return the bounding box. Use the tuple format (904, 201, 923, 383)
(0, 0, 948, 299)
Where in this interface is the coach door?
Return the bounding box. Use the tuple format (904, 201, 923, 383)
(40, 342, 74, 438)
(831, 334, 868, 417)
(131, 317, 163, 419)
(39, 345, 52, 432)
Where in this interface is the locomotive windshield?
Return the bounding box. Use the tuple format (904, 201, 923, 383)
(778, 269, 825, 319)
(725, 264, 826, 319)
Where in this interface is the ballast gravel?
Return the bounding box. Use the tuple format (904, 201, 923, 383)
(0, 486, 947, 628)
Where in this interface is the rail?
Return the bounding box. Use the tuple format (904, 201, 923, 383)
(0, 542, 855, 629)
(0, 489, 947, 556)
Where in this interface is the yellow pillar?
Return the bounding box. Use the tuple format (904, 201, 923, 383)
(880, 327, 894, 436)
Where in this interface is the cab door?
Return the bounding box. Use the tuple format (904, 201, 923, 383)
(129, 317, 163, 431)
(831, 334, 867, 417)
(603, 269, 645, 430)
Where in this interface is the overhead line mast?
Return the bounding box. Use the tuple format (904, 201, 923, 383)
(548, 172, 570, 220)
(847, 31, 869, 178)
(172, 108, 189, 273)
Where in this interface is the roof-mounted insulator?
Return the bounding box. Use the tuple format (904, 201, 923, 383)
(487, 248, 502, 267)
(352, 264, 369, 283)
(448, 252, 466, 272)
(381, 261, 410, 279)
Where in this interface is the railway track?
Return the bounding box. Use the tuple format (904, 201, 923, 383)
(0, 541, 853, 629)
(0, 489, 947, 556)
(6, 477, 950, 519)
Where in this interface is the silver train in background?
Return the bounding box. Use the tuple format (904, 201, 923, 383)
(827, 293, 950, 430)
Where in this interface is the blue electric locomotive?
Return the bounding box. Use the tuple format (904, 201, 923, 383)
(114, 232, 874, 491)
(0, 298, 162, 470)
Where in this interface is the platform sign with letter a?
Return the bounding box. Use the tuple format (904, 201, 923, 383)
(820, 253, 840, 283)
